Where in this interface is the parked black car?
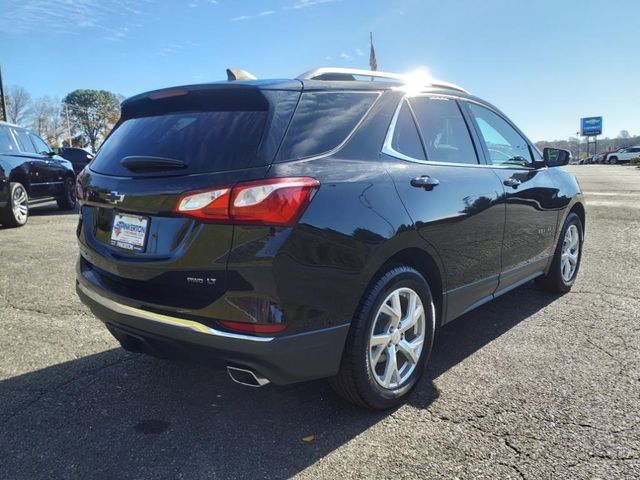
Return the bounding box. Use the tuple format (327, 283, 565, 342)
(76, 68, 585, 409)
(0, 121, 76, 227)
(57, 147, 94, 174)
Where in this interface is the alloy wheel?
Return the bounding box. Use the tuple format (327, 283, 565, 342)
(368, 287, 426, 389)
(561, 224, 579, 282)
(12, 185, 28, 224)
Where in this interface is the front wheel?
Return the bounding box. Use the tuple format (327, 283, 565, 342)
(536, 212, 583, 293)
(56, 177, 77, 210)
(329, 266, 436, 409)
(0, 182, 29, 228)
(609, 156, 618, 165)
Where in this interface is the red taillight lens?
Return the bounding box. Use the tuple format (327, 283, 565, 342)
(175, 187, 231, 221)
(231, 177, 320, 226)
(175, 177, 319, 226)
(219, 320, 288, 334)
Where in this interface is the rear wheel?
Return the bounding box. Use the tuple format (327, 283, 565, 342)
(0, 182, 29, 228)
(329, 266, 435, 409)
(56, 177, 77, 210)
(536, 212, 583, 293)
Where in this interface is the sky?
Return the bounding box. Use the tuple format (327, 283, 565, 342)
(1, 0, 638, 141)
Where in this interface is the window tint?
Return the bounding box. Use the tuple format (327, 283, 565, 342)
(628, 147, 640, 153)
(468, 103, 532, 167)
(14, 129, 37, 153)
(278, 92, 377, 160)
(90, 111, 267, 176)
(30, 134, 51, 155)
(390, 101, 425, 160)
(0, 126, 17, 153)
(409, 97, 478, 164)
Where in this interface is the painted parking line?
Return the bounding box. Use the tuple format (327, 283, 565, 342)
(584, 191, 640, 197)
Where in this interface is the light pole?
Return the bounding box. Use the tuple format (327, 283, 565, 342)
(0, 62, 7, 122)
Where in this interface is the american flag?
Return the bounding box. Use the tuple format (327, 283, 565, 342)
(369, 32, 377, 71)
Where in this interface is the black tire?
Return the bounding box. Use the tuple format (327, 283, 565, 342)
(535, 212, 583, 293)
(329, 266, 436, 409)
(0, 182, 29, 228)
(609, 156, 618, 165)
(56, 176, 77, 210)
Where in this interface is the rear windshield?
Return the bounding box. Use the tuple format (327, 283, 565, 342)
(90, 111, 267, 176)
(276, 92, 378, 161)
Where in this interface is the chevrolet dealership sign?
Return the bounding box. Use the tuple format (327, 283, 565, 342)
(580, 116, 603, 136)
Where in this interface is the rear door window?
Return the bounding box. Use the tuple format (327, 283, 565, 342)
(13, 129, 37, 153)
(277, 92, 378, 161)
(90, 111, 268, 176)
(409, 97, 478, 165)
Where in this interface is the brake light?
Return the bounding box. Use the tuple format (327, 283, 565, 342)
(219, 320, 288, 334)
(175, 177, 319, 226)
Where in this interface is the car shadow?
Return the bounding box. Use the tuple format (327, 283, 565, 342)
(28, 201, 79, 217)
(0, 283, 557, 479)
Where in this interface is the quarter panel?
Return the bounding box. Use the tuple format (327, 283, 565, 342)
(226, 157, 423, 334)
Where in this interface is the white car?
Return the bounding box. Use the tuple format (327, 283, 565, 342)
(607, 146, 640, 164)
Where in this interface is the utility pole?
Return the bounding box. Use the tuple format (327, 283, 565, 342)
(0, 62, 7, 122)
(64, 103, 72, 147)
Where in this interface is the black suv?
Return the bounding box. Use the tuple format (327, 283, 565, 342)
(76, 68, 585, 409)
(57, 147, 94, 174)
(0, 122, 77, 227)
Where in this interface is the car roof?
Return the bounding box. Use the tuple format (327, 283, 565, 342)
(124, 67, 471, 105)
(0, 120, 20, 129)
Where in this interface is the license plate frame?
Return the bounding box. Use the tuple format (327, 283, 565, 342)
(110, 212, 150, 253)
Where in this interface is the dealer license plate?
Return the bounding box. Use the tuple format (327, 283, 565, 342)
(110, 213, 149, 252)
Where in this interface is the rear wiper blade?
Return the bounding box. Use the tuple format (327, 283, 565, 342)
(120, 156, 187, 170)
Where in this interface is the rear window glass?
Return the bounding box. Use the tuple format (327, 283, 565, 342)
(0, 126, 17, 154)
(277, 92, 378, 161)
(391, 101, 425, 160)
(90, 111, 267, 176)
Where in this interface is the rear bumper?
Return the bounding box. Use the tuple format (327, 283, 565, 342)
(76, 280, 349, 385)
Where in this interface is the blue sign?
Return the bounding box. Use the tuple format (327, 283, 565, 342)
(580, 116, 602, 136)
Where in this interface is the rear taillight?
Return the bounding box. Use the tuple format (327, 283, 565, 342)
(175, 177, 320, 226)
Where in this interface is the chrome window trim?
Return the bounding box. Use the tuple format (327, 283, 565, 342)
(382, 94, 541, 172)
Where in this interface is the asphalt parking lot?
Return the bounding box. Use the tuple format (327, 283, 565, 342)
(0, 165, 638, 479)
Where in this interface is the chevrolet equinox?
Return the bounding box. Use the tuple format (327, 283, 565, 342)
(76, 67, 585, 409)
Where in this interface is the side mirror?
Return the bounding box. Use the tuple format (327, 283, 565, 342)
(543, 147, 571, 167)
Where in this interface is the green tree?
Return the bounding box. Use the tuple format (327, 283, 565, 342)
(63, 89, 120, 152)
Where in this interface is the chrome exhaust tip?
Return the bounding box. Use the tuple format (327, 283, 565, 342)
(226, 366, 270, 387)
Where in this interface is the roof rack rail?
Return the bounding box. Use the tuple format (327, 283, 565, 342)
(297, 67, 469, 94)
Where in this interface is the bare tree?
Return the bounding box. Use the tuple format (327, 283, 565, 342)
(31, 96, 66, 147)
(6, 85, 32, 126)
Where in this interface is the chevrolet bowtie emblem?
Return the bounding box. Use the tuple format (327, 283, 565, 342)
(105, 191, 125, 204)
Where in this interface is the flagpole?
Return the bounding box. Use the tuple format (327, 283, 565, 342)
(369, 32, 377, 81)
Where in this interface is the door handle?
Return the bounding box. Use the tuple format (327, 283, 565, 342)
(503, 177, 521, 188)
(411, 175, 440, 190)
